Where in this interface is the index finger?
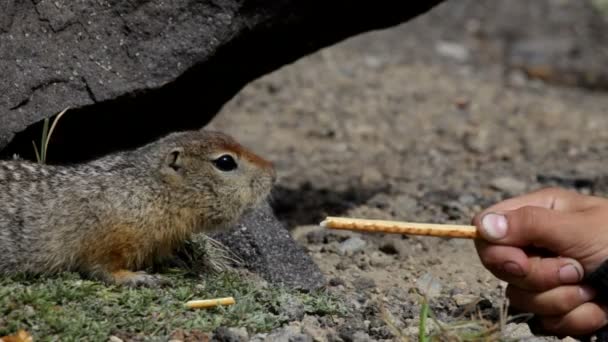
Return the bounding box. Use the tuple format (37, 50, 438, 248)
(482, 187, 601, 214)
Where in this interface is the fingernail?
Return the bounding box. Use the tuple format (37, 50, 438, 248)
(579, 286, 596, 302)
(503, 261, 525, 277)
(559, 264, 583, 283)
(481, 213, 508, 240)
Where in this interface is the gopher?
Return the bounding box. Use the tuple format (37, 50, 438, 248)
(0, 130, 275, 286)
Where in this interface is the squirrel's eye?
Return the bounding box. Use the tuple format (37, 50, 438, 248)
(212, 154, 238, 172)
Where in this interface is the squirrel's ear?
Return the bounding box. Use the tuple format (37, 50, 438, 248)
(162, 147, 185, 174)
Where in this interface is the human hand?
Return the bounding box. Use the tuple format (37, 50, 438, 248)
(473, 187, 608, 336)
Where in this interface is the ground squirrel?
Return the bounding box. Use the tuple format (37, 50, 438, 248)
(0, 130, 275, 286)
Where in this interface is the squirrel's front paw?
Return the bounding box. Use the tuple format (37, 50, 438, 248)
(111, 270, 170, 287)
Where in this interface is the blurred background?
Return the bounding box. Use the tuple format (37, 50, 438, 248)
(207, 4, 608, 336)
(210, 0, 608, 227)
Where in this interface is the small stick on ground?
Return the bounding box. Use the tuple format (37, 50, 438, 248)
(185, 297, 236, 309)
(320, 217, 478, 239)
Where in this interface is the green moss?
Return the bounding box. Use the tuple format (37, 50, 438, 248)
(592, 0, 608, 16)
(0, 272, 344, 341)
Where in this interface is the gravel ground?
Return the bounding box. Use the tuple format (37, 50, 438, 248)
(208, 1, 608, 340)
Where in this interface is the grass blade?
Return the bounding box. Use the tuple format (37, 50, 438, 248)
(32, 141, 41, 164)
(419, 299, 429, 342)
(40, 118, 49, 163)
(43, 107, 69, 163)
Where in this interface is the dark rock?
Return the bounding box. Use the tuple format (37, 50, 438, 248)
(264, 325, 312, 342)
(277, 294, 306, 321)
(352, 277, 376, 290)
(306, 229, 328, 245)
(0, 0, 442, 163)
(215, 203, 325, 291)
(329, 277, 346, 287)
(211, 327, 248, 342)
(337, 319, 370, 342)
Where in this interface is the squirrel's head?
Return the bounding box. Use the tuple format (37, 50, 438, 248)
(152, 130, 276, 228)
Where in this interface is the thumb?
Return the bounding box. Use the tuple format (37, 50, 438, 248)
(474, 206, 580, 252)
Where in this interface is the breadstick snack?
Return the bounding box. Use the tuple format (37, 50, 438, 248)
(185, 297, 236, 309)
(320, 216, 478, 239)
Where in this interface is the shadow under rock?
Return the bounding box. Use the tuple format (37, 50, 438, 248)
(271, 182, 389, 228)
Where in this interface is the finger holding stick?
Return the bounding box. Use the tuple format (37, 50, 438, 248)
(320, 216, 478, 239)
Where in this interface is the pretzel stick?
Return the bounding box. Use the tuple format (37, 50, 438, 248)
(320, 216, 478, 239)
(185, 297, 235, 309)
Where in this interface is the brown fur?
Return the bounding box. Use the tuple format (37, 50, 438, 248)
(0, 130, 275, 286)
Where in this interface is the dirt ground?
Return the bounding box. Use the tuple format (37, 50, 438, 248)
(208, 1, 608, 340)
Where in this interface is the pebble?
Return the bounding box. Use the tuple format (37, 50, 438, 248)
(361, 167, 384, 187)
(212, 326, 249, 342)
(335, 260, 350, 271)
(392, 194, 418, 213)
(300, 316, 328, 342)
(248, 333, 267, 342)
(561, 338, 578, 342)
(363, 55, 384, 69)
(23, 305, 35, 317)
(415, 273, 442, 298)
(369, 251, 392, 268)
(435, 41, 469, 62)
(452, 293, 479, 306)
(277, 294, 306, 321)
(502, 323, 543, 341)
(352, 276, 376, 290)
(490, 176, 527, 195)
(338, 236, 366, 256)
(367, 193, 392, 209)
(457, 193, 476, 206)
(328, 277, 345, 287)
(352, 331, 373, 342)
(355, 254, 371, 270)
(464, 129, 492, 154)
(264, 324, 312, 342)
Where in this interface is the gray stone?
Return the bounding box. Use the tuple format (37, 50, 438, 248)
(277, 293, 306, 321)
(452, 294, 478, 306)
(216, 203, 325, 291)
(338, 237, 367, 256)
(352, 277, 376, 290)
(435, 41, 469, 62)
(212, 327, 249, 342)
(300, 316, 328, 342)
(490, 177, 527, 195)
(502, 323, 540, 341)
(351, 331, 373, 342)
(248, 333, 267, 342)
(415, 273, 442, 298)
(0, 1, 442, 163)
(369, 251, 392, 268)
(264, 324, 312, 342)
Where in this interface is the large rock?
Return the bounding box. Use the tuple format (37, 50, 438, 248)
(0, 0, 442, 162)
(216, 203, 325, 291)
